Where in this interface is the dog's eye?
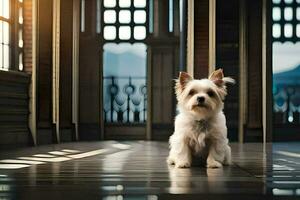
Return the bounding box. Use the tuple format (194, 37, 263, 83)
(189, 90, 195, 96)
(207, 90, 214, 97)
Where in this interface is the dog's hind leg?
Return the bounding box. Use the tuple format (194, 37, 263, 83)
(223, 145, 232, 165)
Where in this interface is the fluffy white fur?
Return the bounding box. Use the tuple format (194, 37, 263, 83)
(167, 69, 235, 168)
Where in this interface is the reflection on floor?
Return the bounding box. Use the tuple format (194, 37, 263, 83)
(0, 141, 300, 199)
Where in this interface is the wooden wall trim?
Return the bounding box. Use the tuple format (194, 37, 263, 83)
(208, 0, 216, 75)
(187, 0, 194, 76)
(29, 0, 37, 145)
(239, 0, 248, 143)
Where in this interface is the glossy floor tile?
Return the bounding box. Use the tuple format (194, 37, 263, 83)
(0, 141, 300, 199)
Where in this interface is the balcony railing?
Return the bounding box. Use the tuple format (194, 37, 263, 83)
(273, 85, 300, 124)
(103, 76, 147, 124)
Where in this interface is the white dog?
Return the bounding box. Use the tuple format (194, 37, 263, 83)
(167, 69, 235, 168)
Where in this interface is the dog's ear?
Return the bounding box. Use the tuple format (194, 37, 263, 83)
(175, 72, 193, 96)
(209, 69, 224, 87)
(209, 68, 235, 87)
(209, 68, 235, 100)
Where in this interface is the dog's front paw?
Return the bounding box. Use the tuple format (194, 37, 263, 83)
(207, 160, 222, 168)
(166, 157, 175, 165)
(175, 161, 191, 168)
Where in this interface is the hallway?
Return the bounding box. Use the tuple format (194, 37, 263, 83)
(0, 141, 299, 199)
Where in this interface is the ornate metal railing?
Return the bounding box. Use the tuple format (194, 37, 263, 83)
(103, 76, 147, 123)
(273, 85, 300, 124)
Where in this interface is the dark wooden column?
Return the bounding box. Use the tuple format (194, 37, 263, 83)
(59, 0, 74, 141)
(36, 0, 53, 144)
(78, 0, 102, 140)
(193, 0, 209, 79)
(216, 0, 239, 141)
(245, 0, 263, 142)
(147, 0, 180, 140)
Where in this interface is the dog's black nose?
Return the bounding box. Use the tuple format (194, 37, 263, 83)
(197, 96, 205, 103)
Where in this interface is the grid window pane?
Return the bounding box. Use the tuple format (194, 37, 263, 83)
(104, 26, 116, 40)
(134, 0, 146, 8)
(134, 26, 146, 40)
(284, 0, 293, 3)
(273, 24, 281, 38)
(273, 0, 281, 3)
(104, 10, 116, 23)
(297, 24, 300, 37)
(19, 30, 23, 48)
(19, 7, 23, 24)
(273, 7, 281, 21)
(134, 10, 146, 23)
(119, 10, 131, 23)
(0, 0, 10, 19)
(119, 0, 131, 8)
(3, 45, 9, 69)
(104, 0, 116, 8)
(284, 7, 293, 21)
(284, 24, 293, 37)
(19, 53, 23, 71)
(119, 26, 131, 40)
(297, 7, 300, 20)
(3, 21, 9, 45)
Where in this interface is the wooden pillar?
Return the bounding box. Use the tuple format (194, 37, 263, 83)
(193, 0, 209, 79)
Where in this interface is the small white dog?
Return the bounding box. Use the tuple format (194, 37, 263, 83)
(167, 69, 235, 168)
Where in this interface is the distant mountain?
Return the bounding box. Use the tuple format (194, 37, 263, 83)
(103, 51, 146, 78)
(273, 64, 300, 85)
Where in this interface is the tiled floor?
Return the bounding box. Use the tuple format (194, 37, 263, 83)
(0, 141, 300, 199)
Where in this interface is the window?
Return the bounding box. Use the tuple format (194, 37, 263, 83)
(102, 0, 148, 42)
(0, 0, 24, 71)
(272, 0, 300, 138)
(272, 0, 300, 42)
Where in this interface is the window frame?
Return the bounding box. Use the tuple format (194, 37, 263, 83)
(0, 0, 24, 71)
(271, 0, 300, 43)
(101, 0, 149, 43)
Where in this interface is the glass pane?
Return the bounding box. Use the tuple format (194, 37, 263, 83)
(284, 24, 293, 37)
(0, 21, 3, 44)
(273, 24, 281, 38)
(19, 7, 23, 24)
(273, 7, 281, 21)
(284, 0, 293, 3)
(134, 10, 146, 23)
(119, 0, 131, 8)
(0, 44, 2, 69)
(104, 10, 116, 23)
(19, 30, 23, 48)
(19, 53, 23, 71)
(284, 7, 293, 21)
(3, 21, 9, 45)
(273, 42, 300, 125)
(103, 43, 147, 123)
(119, 10, 131, 23)
(134, 26, 146, 40)
(3, 45, 9, 69)
(104, 26, 116, 40)
(273, 0, 281, 3)
(297, 7, 300, 20)
(104, 0, 116, 8)
(169, 0, 173, 32)
(119, 26, 131, 40)
(134, 0, 146, 8)
(0, 0, 10, 19)
(297, 24, 300, 37)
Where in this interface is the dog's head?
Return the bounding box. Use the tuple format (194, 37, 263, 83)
(175, 69, 235, 119)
